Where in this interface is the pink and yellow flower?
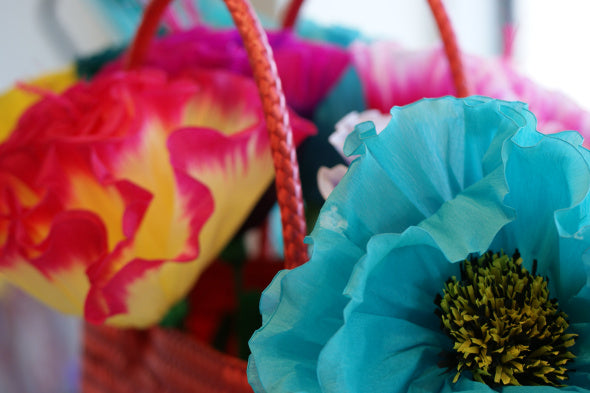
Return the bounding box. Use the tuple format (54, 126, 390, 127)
(0, 67, 79, 297)
(0, 67, 314, 327)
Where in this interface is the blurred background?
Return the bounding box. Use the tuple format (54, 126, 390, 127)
(0, 1, 588, 392)
(1, 0, 589, 108)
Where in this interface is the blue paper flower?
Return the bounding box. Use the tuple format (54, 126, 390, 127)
(248, 96, 590, 392)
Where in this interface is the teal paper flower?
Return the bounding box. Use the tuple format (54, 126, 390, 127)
(248, 96, 590, 392)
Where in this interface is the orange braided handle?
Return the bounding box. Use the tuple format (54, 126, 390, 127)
(223, 0, 308, 269)
(281, 0, 469, 97)
(127, 0, 308, 269)
(426, 0, 468, 97)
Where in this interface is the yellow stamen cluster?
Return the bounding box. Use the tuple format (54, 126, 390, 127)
(434, 251, 577, 386)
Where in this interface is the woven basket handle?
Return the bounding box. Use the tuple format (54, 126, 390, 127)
(125, 0, 308, 269)
(282, 0, 469, 98)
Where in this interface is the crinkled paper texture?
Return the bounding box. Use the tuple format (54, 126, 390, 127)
(0, 68, 315, 327)
(249, 97, 590, 392)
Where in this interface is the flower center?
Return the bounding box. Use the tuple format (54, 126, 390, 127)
(434, 250, 577, 386)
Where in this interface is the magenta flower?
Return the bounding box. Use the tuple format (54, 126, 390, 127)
(352, 41, 590, 139)
(102, 25, 351, 117)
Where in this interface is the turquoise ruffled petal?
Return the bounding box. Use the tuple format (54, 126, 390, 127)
(249, 97, 590, 392)
(501, 386, 590, 393)
(250, 97, 538, 392)
(319, 316, 448, 393)
(247, 358, 266, 393)
(319, 210, 590, 392)
(343, 231, 456, 324)
(318, 232, 453, 392)
(411, 368, 497, 393)
(557, 229, 590, 318)
(417, 166, 513, 262)
(568, 254, 590, 322)
(550, 133, 590, 309)
(489, 130, 590, 305)
(569, 322, 590, 380)
(347, 98, 527, 218)
(316, 177, 515, 391)
(248, 231, 364, 393)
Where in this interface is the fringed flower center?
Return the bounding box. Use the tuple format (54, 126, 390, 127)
(434, 250, 577, 386)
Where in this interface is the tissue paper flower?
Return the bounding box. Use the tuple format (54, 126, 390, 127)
(102, 25, 351, 117)
(352, 41, 590, 138)
(248, 97, 590, 392)
(0, 68, 314, 327)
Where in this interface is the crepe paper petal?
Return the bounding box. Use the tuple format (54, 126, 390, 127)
(249, 97, 590, 392)
(0, 67, 315, 327)
(0, 67, 77, 142)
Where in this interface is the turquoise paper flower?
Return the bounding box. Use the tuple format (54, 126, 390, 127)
(248, 97, 590, 392)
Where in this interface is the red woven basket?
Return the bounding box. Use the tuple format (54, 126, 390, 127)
(80, 0, 467, 391)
